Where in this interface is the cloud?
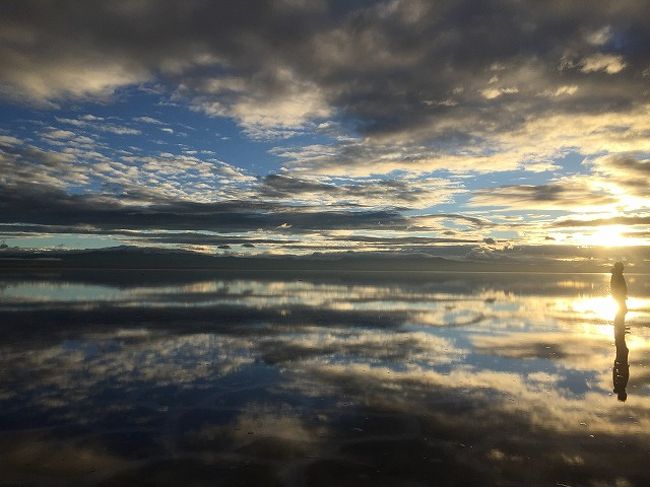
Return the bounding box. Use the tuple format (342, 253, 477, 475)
(258, 173, 462, 208)
(185, 68, 332, 138)
(553, 215, 650, 228)
(408, 213, 494, 228)
(1, 135, 257, 205)
(1, 0, 650, 253)
(0, 173, 413, 235)
(0, 57, 149, 106)
(0, 134, 21, 146)
(56, 116, 142, 135)
(480, 87, 519, 99)
(0, 130, 481, 256)
(102, 125, 141, 135)
(134, 116, 163, 124)
(272, 141, 531, 176)
(0, 132, 472, 250)
(41, 129, 76, 140)
(584, 26, 613, 46)
(1, 0, 648, 148)
(469, 179, 618, 210)
(551, 85, 578, 96)
(586, 154, 650, 198)
(579, 53, 626, 74)
(330, 235, 480, 245)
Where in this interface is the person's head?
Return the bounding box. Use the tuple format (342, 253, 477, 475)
(612, 261, 624, 274)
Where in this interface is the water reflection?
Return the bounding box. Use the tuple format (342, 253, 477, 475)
(613, 309, 630, 402)
(1, 271, 649, 486)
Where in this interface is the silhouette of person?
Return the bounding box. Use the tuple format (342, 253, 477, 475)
(612, 309, 629, 401)
(610, 261, 627, 313)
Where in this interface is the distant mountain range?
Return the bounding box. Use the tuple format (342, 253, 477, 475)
(0, 245, 636, 273)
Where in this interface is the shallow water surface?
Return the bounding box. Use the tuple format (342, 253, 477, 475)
(1, 271, 649, 486)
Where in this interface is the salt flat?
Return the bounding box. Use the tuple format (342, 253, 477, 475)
(1, 271, 649, 486)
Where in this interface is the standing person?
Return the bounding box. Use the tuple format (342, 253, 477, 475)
(610, 262, 627, 313)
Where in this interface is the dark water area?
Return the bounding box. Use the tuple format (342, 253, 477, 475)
(1, 271, 649, 486)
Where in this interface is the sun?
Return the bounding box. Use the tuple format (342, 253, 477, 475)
(579, 225, 630, 247)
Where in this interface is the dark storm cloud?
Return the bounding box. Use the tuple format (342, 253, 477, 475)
(0, 181, 410, 233)
(2, 0, 649, 143)
(0, 224, 301, 247)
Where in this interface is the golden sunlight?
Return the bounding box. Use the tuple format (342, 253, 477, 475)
(577, 225, 631, 247)
(569, 296, 619, 320)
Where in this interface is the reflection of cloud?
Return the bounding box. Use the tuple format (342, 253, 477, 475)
(0, 333, 256, 413)
(283, 356, 650, 438)
(229, 404, 318, 445)
(259, 327, 465, 368)
(471, 331, 611, 369)
(0, 436, 128, 482)
(2, 274, 650, 484)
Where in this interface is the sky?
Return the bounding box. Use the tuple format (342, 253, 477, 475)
(0, 0, 649, 264)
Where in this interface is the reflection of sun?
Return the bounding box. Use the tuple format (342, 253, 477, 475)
(565, 295, 650, 342)
(569, 296, 618, 319)
(566, 296, 619, 341)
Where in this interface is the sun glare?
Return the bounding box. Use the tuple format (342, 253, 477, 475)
(569, 296, 619, 320)
(580, 225, 630, 247)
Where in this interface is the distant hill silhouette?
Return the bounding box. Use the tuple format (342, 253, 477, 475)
(0, 246, 634, 273)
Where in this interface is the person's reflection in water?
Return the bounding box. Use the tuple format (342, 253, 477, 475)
(612, 309, 629, 402)
(611, 262, 629, 401)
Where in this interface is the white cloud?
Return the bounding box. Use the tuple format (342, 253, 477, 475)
(0, 56, 149, 105)
(480, 87, 519, 99)
(0, 134, 22, 146)
(580, 53, 626, 74)
(553, 85, 578, 96)
(186, 68, 331, 139)
(41, 129, 75, 140)
(56, 117, 141, 135)
(101, 125, 141, 135)
(134, 116, 163, 125)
